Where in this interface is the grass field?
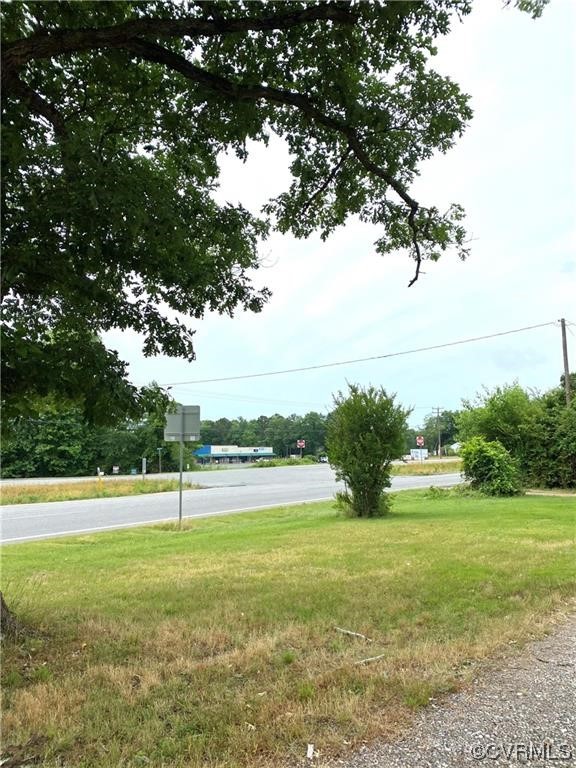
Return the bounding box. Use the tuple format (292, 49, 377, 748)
(392, 459, 462, 476)
(250, 457, 318, 467)
(1, 490, 574, 768)
(0, 478, 201, 505)
(249, 458, 463, 475)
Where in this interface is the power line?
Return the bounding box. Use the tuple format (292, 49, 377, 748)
(164, 320, 557, 387)
(171, 387, 326, 408)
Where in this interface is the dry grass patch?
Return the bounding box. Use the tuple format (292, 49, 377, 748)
(1, 491, 575, 767)
(392, 459, 462, 475)
(1, 478, 201, 504)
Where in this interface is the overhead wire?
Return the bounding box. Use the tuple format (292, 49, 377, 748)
(164, 320, 558, 387)
(170, 387, 326, 409)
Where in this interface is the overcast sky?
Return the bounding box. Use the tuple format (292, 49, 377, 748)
(105, 0, 575, 428)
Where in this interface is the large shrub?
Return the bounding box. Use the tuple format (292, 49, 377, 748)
(456, 379, 576, 489)
(457, 384, 539, 459)
(326, 384, 410, 517)
(460, 436, 522, 496)
(552, 403, 576, 487)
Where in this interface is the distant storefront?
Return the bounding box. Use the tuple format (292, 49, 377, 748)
(194, 445, 275, 464)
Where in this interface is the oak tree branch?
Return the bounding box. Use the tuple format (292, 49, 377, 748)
(3, 4, 426, 285)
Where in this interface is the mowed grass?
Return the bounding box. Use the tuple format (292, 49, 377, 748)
(1, 491, 574, 768)
(1, 478, 201, 505)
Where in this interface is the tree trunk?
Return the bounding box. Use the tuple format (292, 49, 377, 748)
(1, 590, 23, 639)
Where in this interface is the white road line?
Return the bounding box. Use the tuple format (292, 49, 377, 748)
(1, 497, 334, 543)
(1, 476, 461, 544)
(0, 487, 233, 520)
(0, 492, 178, 520)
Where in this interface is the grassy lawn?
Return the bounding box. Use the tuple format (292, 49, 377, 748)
(1, 490, 574, 768)
(0, 479, 201, 505)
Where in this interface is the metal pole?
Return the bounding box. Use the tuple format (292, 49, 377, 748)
(178, 407, 184, 528)
(560, 318, 571, 406)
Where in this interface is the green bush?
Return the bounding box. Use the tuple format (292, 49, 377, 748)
(522, 394, 576, 489)
(326, 383, 410, 517)
(335, 490, 393, 517)
(455, 377, 576, 489)
(460, 437, 522, 496)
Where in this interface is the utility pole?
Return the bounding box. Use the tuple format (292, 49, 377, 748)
(435, 406, 442, 457)
(560, 318, 571, 406)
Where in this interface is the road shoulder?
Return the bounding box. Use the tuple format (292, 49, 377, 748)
(334, 612, 576, 767)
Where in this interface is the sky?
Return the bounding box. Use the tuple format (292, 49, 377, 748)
(104, 0, 575, 429)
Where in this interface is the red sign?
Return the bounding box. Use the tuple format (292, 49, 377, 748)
(296, 439, 306, 448)
(416, 435, 425, 447)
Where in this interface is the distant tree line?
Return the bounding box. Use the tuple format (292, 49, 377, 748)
(200, 412, 329, 458)
(405, 410, 460, 456)
(0, 393, 333, 477)
(0, 401, 451, 479)
(1, 376, 573, 487)
(0, 384, 186, 478)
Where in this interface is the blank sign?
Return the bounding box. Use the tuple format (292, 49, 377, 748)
(164, 404, 201, 442)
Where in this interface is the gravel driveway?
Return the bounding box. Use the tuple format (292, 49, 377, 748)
(322, 613, 576, 767)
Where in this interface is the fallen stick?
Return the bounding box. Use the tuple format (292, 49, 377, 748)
(334, 626, 373, 642)
(354, 653, 386, 665)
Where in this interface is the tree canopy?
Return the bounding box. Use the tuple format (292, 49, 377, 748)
(0, 382, 179, 477)
(457, 384, 537, 457)
(419, 408, 459, 455)
(1, 0, 546, 420)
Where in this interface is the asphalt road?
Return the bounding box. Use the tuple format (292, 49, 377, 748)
(0, 465, 461, 544)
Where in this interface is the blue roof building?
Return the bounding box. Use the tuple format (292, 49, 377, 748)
(194, 445, 275, 464)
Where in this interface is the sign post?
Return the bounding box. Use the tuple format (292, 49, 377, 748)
(416, 435, 425, 463)
(296, 439, 306, 458)
(164, 405, 201, 527)
(178, 407, 184, 524)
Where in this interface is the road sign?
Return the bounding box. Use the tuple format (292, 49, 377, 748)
(163, 404, 201, 529)
(164, 405, 201, 442)
(416, 435, 425, 447)
(296, 439, 306, 448)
